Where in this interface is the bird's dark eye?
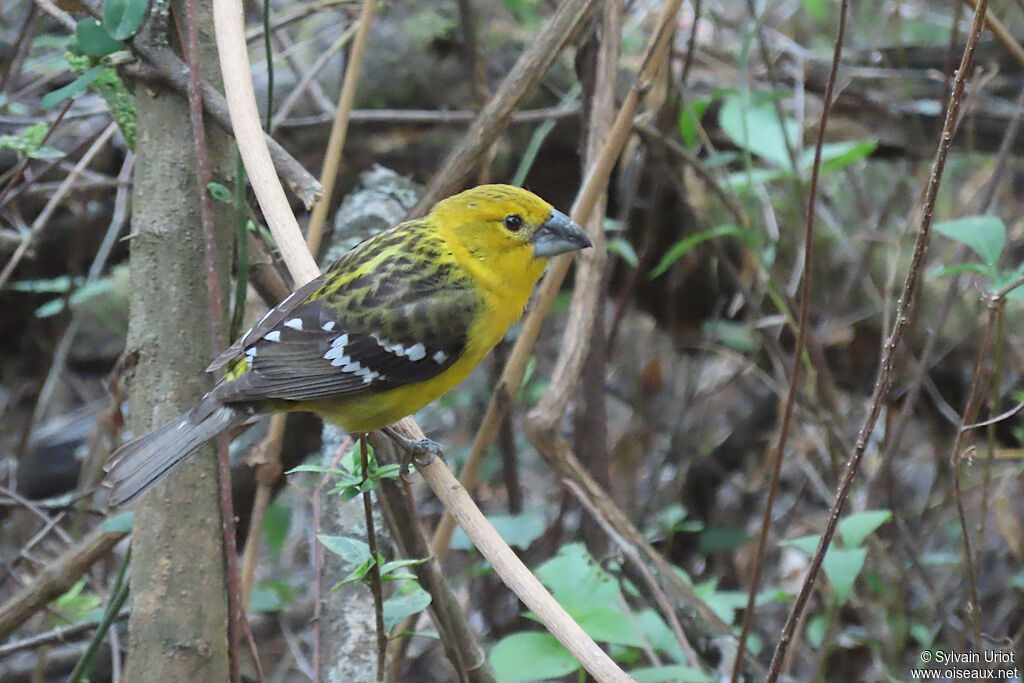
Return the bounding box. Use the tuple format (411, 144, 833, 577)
(503, 214, 523, 232)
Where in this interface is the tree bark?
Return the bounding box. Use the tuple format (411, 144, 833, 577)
(122, 2, 234, 679)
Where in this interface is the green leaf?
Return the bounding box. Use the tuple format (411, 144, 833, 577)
(719, 92, 800, 168)
(571, 606, 646, 647)
(336, 558, 373, 586)
(34, 278, 114, 317)
(42, 67, 104, 110)
(702, 319, 757, 353)
(806, 613, 827, 648)
(608, 237, 639, 267)
(28, 146, 65, 160)
(76, 18, 125, 57)
(102, 511, 133, 533)
(451, 512, 545, 551)
(249, 582, 295, 613)
(263, 502, 291, 558)
(490, 632, 580, 682)
(837, 509, 891, 548)
(932, 263, 997, 279)
(696, 585, 748, 624)
(698, 525, 747, 553)
(103, 0, 149, 40)
(535, 543, 620, 609)
(207, 182, 233, 204)
(781, 534, 821, 555)
(800, 0, 829, 20)
(379, 557, 430, 577)
(630, 665, 711, 683)
(649, 225, 745, 278)
(823, 547, 867, 602)
(317, 534, 369, 567)
(382, 584, 432, 633)
(801, 140, 877, 174)
(286, 464, 346, 475)
(634, 609, 687, 663)
(934, 215, 1006, 266)
(678, 97, 711, 148)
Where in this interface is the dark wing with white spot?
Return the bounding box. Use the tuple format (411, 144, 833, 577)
(207, 275, 328, 372)
(212, 253, 480, 404)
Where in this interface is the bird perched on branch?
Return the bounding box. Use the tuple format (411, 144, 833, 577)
(105, 185, 590, 505)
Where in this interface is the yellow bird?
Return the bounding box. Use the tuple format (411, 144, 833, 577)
(105, 185, 590, 504)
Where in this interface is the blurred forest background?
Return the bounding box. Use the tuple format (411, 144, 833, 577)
(0, 0, 1023, 680)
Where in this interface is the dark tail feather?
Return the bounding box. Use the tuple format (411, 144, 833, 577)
(104, 398, 249, 506)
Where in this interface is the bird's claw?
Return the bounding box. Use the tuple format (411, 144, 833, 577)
(380, 427, 445, 476)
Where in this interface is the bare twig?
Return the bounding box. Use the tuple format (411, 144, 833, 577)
(0, 123, 116, 291)
(389, 419, 633, 683)
(433, 0, 684, 559)
(277, 103, 581, 128)
(766, 0, 992, 676)
(0, 526, 127, 639)
(731, 0, 848, 677)
(306, 0, 377, 257)
(181, 3, 241, 677)
(411, 0, 598, 215)
(359, 436, 387, 680)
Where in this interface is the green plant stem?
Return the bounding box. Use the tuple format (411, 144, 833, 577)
(68, 544, 132, 683)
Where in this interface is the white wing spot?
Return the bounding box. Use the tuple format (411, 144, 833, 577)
(405, 343, 426, 361)
(244, 348, 257, 366)
(284, 318, 303, 330)
(432, 350, 447, 364)
(329, 354, 350, 367)
(322, 321, 336, 332)
(265, 330, 281, 342)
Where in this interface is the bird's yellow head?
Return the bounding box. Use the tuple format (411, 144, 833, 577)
(431, 186, 591, 281)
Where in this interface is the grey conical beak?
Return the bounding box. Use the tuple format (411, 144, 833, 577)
(531, 209, 591, 258)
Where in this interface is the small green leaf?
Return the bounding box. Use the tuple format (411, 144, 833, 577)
(379, 557, 430, 577)
(630, 665, 711, 683)
(102, 511, 133, 533)
(932, 263, 997, 279)
(317, 534, 369, 567)
(934, 215, 1006, 266)
(650, 225, 745, 279)
(572, 606, 646, 647)
(800, 140, 877, 174)
(207, 182, 233, 204)
(823, 547, 867, 602)
(837, 509, 891, 548)
(263, 502, 291, 558)
(490, 632, 579, 682)
(337, 557, 375, 586)
(76, 18, 125, 57)
(719, 92, 800, 168)
(806, 613, 827, 648)
(702, 319, 757, 353)
(28, 145, 65, 160)
(608, 237, 639, 267)
(800, 0, 829, 20)
(103, 0, 149, 40)
(679, 97, 711, 148)
(42, 67, 104, 110)
(781, 534, 820, 555)
(535, 543, 620, 609)
(286, 464, 346, 475)
(451, 512, 545, 551)
(382, 585, 431, 633)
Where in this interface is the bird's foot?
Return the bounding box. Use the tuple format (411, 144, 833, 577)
(380, 426, 445, 475)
